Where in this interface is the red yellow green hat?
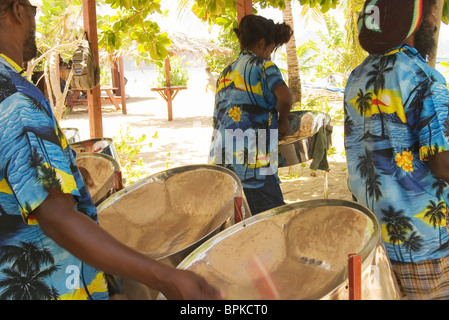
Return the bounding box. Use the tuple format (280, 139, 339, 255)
(358, 0, 423, 54)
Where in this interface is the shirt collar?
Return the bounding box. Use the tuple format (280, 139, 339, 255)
(0, 53, 26, 76)
(384, 44, 421, 58)
(240, 49, 256, 57)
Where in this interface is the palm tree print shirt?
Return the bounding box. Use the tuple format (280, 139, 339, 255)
(0, 56, 108, 299)
(344, 45, 449, 263)
(208, 50, 285, 188)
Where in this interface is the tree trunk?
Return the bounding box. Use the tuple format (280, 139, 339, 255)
(428, 0, 444, 68)
(282, 0, 302, 105)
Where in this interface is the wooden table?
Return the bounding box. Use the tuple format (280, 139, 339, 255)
(66, 87, 121, 111)
(151, 86, 187, 121)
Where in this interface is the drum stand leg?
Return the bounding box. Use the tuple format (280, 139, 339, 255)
(323, 170, 329, 199)
(348, 253, 362, 300)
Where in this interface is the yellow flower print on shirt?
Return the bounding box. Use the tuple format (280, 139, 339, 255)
(395, 150, 414, 172)
(229, 106, 242, 122)
(268, 113, 272, 126)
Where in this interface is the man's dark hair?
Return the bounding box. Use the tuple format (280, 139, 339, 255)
(414, 0, 438, 59)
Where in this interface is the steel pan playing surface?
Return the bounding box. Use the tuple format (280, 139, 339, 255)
(172, 199, 400, 300)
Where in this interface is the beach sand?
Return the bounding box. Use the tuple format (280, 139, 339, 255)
(60, 79, 353, 206)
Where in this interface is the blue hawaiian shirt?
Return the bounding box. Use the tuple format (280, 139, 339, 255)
(0, 55, 108, 299)
(344, 45, 449, 263)
(208, 50, 285, 188)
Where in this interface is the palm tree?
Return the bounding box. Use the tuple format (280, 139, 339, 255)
(356, 148, 375, 205)
(405, 71, 434, 130)
(418, 113, 437, 151)
(282, 0, 301, 104)
(366, 171, 382, 208)
(381, 205, 413, 261)
(355, 89, 372, 116)
(0, 241, 59, 300)
(424, 200, 447, 246)
(432, 178, 448, 199)
(403, 231, 423, 263)
(28, 147, 62, 190)
(343, 102, 355, 141)
(365, 57, 394, 137)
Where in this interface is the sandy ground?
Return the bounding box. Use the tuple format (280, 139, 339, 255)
(60, 84, 353, 205)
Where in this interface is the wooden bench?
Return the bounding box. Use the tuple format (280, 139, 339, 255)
(66, 87, 121, 111)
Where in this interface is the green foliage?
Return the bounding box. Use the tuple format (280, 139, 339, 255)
(443, 0, 449, 24)
(98, 0, 171, 62)
(154, 56, 189, 87)
(36, 0, 83, 62)
(203, 31, 240, 74)
(189, 0, 286, 36)
(282, 40, 320, 76)
(113, 126, 154, 186)
(313, 15, 345, 79)
(293, 95, 344, 125)
(297, 13, 367, 84)
(299, 0, 339, 13)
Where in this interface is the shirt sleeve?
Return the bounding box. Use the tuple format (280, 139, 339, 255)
(263, 61, 286, 93)
(0, 93, 80, 223)
(418, 80, 449, 161)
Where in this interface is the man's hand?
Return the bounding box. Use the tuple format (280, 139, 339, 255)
(33, 188, 222, 300)
(78, 166, 96, 188)
(278, 116, 290, 139)
(159, 269, 222, 300)
(274, 83, 293, 140)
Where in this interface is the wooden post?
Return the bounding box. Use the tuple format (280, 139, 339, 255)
(82, 0, 103, 138)
(112, 57, 127, 114)
(348, 254, 362, 300)
(118, 57, 127, 114)
(164, 57, 173, 121)
(236, 0, 253, 23)
(429, 0, 444, 68)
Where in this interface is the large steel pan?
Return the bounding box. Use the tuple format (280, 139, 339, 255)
(168, 199, 401, 300)
(96, 164, 251, 299)
(75, 152, 121, 206)
(70, 137, 120, 166)
(62, 127, 80, 144)
(279, 110, 332, 167)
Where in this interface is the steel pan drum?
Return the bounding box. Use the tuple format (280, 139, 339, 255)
(62, 127, 80, 144)
(75, 152, 120, 206)
(279, 110, 332, 167)
(70, 137, 120, 165)
(168, 199, 400, 300)
(96, 164, 251, 299)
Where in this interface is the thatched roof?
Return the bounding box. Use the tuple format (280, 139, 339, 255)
(166, 32, 233, 57)
(101, 31, 232, 66)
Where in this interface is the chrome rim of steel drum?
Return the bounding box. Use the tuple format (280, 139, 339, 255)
(172, 199, 400, 300)
(96, 164, 251, 300)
